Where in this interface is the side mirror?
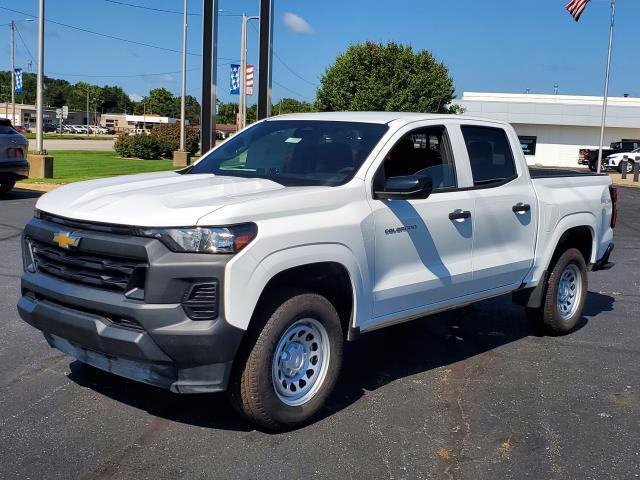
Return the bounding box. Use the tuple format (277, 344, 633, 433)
(375, 175, 433, 200)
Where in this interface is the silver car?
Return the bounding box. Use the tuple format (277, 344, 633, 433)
(0, 119, 29, 196)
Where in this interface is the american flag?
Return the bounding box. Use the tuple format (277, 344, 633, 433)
(565, 0, 591, 22)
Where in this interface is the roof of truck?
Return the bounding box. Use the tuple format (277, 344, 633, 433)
(266, 111, 509, 126)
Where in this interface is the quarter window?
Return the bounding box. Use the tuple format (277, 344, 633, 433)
(462, 126, 517, 187)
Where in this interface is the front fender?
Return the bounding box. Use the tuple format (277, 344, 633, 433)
(224, 243, 369, 331)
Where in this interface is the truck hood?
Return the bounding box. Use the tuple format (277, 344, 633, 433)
(35, 171, 286, 227)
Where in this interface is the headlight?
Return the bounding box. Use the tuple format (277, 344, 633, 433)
(137, 223, 257, 254)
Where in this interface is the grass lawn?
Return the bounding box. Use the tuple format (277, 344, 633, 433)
(20, 151, 178, 184)
(23, 133, 115, 141)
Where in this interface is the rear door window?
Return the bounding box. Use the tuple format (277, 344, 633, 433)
(461, 126, 517, 187)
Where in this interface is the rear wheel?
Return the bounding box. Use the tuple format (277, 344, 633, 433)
(229, 291, 343, 430)
(526, 248, 588, 336)
(0, 181, 15, 196)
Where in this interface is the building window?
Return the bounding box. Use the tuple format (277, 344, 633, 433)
(519, 136, 537, 156)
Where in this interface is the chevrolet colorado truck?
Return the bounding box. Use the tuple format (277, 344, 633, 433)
(18, 113, 616, 430)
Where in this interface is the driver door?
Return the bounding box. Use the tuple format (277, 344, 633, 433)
(365, 124, 476, 328)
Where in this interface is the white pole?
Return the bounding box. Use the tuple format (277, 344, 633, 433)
(240, 14, 247, 130)
(179, 0, 188, 151)
(35, 0, 45, 154)
(597, 0, 616, 174)
(10, 20, 15, 127)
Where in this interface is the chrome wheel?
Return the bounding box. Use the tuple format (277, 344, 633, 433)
(557, 263, 582, 321)
(272, 318, 330, 407)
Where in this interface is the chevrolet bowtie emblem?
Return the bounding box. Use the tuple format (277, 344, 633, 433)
(53, 231, 81, 250)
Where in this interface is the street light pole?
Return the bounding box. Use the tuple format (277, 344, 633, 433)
(179, 0, 188, 151)
(10, 20, 15, 127)
(35, 0, 45, 154)
(240, 14, 259, 130)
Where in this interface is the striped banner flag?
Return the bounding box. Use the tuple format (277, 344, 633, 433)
(565, 0, 591, 22)
(246, 65, 254, 96)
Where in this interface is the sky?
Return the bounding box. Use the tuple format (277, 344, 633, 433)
(1, 0, 639, 107)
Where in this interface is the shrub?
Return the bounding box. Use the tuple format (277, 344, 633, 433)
(151, 123, 200, 158)
(113, 134, 162, 160)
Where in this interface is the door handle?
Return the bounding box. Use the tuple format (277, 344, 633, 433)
(512, 203, 531, 214)
(449, 209, 471, 221)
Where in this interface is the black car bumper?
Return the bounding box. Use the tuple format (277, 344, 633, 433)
(17, 216, 245, 393)
(0, 159, 29, 182)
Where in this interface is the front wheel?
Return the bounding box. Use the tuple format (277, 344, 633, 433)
(229, 291, 344, 430)
(526, 248, 588, 336)
(618, 160, 634, 174)
(0, 181, 16, 196)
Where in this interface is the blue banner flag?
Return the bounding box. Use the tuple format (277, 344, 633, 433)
(14, 68, 23, 93)
(230, 64, 240, 95)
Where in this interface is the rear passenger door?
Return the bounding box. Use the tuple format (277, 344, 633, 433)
(460, 125, 538, 293)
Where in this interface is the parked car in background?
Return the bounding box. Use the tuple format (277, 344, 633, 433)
(43, 123, 57, 133)
(604, 148, 640, 173)
(0, 119, 29, 195)
(17, 113, 616, 429)
(580, 139, 640, 171)
(14, 126, 31, 134)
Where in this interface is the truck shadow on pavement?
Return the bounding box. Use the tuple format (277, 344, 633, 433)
(66, 291, 614, 433)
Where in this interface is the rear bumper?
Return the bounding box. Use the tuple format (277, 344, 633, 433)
(18, 217, 246, 393)
(593, 243, 615, 271)
(0, 159, 29, 182)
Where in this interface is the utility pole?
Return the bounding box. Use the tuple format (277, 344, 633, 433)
(10, 20, 15, 126)
(86, 88, 90, 137)
(240, 14, 259, 130)
(179, 0, 188, 152)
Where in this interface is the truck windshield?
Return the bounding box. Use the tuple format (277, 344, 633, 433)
(187, 120, 389, 186)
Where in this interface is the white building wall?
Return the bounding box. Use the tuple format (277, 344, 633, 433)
(455, 92, 640, 167)
(512, 124, 640, 167)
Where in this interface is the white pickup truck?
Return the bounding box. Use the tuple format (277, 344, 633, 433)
(18, 112, 616, 430)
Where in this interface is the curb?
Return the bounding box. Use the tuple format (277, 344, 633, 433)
(16, 183, 62, 193)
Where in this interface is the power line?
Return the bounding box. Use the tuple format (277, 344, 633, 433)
(100, 0, 199, 16)
(99, 0, 243, 17)
(0, 5, 238, 60)
(14, 23, 36, 65)
(272, 80, 314, 102)
(46, 68, 200, 78)
(248, 21, 318, 87)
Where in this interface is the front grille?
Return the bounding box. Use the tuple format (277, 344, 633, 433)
(29, 239, 146, 293)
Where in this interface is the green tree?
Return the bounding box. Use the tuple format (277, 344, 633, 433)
(141, 88, 178, 117)
(216, 101, 238, 125)
(316, 41, 456, 113)
(272, 98, 315, 116)
(184, 95, 201, 124)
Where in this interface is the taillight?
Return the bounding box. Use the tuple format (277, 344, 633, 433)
(7, 148, 24, 158)
(609, 186, 618, 228)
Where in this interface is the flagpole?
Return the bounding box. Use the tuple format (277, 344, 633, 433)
(597, 0, 616, 174)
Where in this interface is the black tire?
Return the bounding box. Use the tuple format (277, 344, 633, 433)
(525, 248, 588, 336)
(618, 160, 634, 174)
(0, 181, 15, 196)
(228, 290, 344, 431)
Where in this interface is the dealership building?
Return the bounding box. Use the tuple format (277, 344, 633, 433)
(454, 92, 640, 167)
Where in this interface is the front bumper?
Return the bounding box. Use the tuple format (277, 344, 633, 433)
(0, 159, 29, 182)
(17, 216, 245, 393)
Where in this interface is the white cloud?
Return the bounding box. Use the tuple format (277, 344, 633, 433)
(283, 12, 313, 34)
(129, 93, 144, 102)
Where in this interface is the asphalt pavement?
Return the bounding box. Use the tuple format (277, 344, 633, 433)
(0, 187, 639, 480)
